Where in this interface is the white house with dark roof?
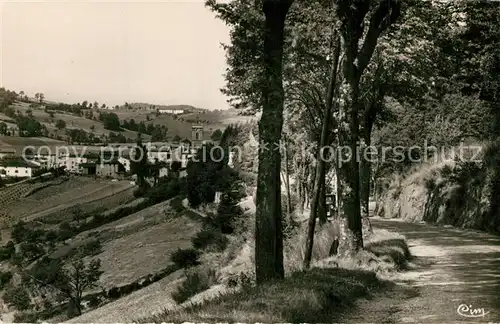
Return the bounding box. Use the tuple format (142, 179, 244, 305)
(0, 159, 40, 178)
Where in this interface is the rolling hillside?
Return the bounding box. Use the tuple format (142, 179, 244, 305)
(5, 101, 254, 144)
(11, 102, 149, 142)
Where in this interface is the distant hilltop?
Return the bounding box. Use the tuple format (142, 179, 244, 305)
(114, 103, 206, 114)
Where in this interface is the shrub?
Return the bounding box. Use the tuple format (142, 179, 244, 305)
(281, 193, 299, 216)
(191, 228, 228, 251)
(28, 257, 63, 289)
(57, 221, 76, 241)
(80, 239, 102, 257)
(3, 286, 31, 311)
(171, 197, 185, 213)
(10, 253, 23, 267)
(151, 273, 162, 282)
(19, 242, 45, 262)
(11, 222, 25, 243)
(0, 271, 13, 289)
(239, 171, 257, 186)
(107, 287, 121, 299)
(13, 311, 38, 323)
(147, 178, 180, 204)
(118, 282, 133, 296)
(0, 241, 15, 261)
(87, 295, 101, 308)
(44, 230, 59, 245)
(170, 248, 200, 268)
(73, 200, 152, 235)
(211, 193, 243, 234)
(171, 268, 216, 304)
(170, 161, 182, 172)
(226, 271, 254, 290)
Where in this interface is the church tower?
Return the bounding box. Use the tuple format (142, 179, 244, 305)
(191, 125, 204, 148)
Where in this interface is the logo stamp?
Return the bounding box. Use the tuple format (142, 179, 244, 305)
(457, 304, 490, 318)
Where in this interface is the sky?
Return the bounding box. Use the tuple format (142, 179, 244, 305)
(0, 0, 230, 110)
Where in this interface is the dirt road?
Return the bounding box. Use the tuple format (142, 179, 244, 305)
(344, 217, 500, 323)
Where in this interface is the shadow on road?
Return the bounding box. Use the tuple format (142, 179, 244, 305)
(370, 218, 500, 322)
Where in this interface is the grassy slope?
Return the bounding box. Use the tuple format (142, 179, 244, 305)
(138, 227, 411, 323)
(50, 199, 202, 289)
(145, 268, 387, 323)
(65, 269, 186, 323)
(64, 197, 411, 323)
(0, 135, 68, 156)
(62, 206, 204, 322)
(0, 112, 15, 122)
(90, 213, 201, 288)
(0, 135, 66, 147)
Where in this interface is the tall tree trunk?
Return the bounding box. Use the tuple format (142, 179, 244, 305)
(255, 0, 293, 284)
(488, 145, 500, 232)
(303, 34, 340, 269)
(318, 173, 327, 224)
(297, 162, 305, 216)
(360, 123, 374, 235)
(334, 0, 401, 256)
(336, 23, 364, 254)
(284, 135, 293, 219)
(337, 77, 363, 256)
(295, 160, 304, 215)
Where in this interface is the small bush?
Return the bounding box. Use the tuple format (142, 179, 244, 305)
(211, 194, 243, 234)
(80, 239, 102, 257)
(151, 273, 162, 282)
(18, 242, 45, 262)
(147, 178, 180, 204)
(87, 295, 101, 308)
(13, 311, 38, 323)
(226, 271, 254, 290)
(171, 268, 216, 304)
(57, 221, 76, 241)
(44, 230, 59, 245)
(171, 197, 185, 213)
(191, 228, 229, 251)
(119, 281, 139, 296)
(0, 271, 13, 289)
(440, 164, 454, 178)
(3, 285, 31, 311)
(74, 200, 152, 234)
(170, 248, 200, 268)
(0, 241, 15, 261)
(107, 287, 121, 299)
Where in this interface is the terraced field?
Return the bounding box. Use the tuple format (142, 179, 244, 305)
(0, 178, 67, 228)
(1, 177, 135, 226)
